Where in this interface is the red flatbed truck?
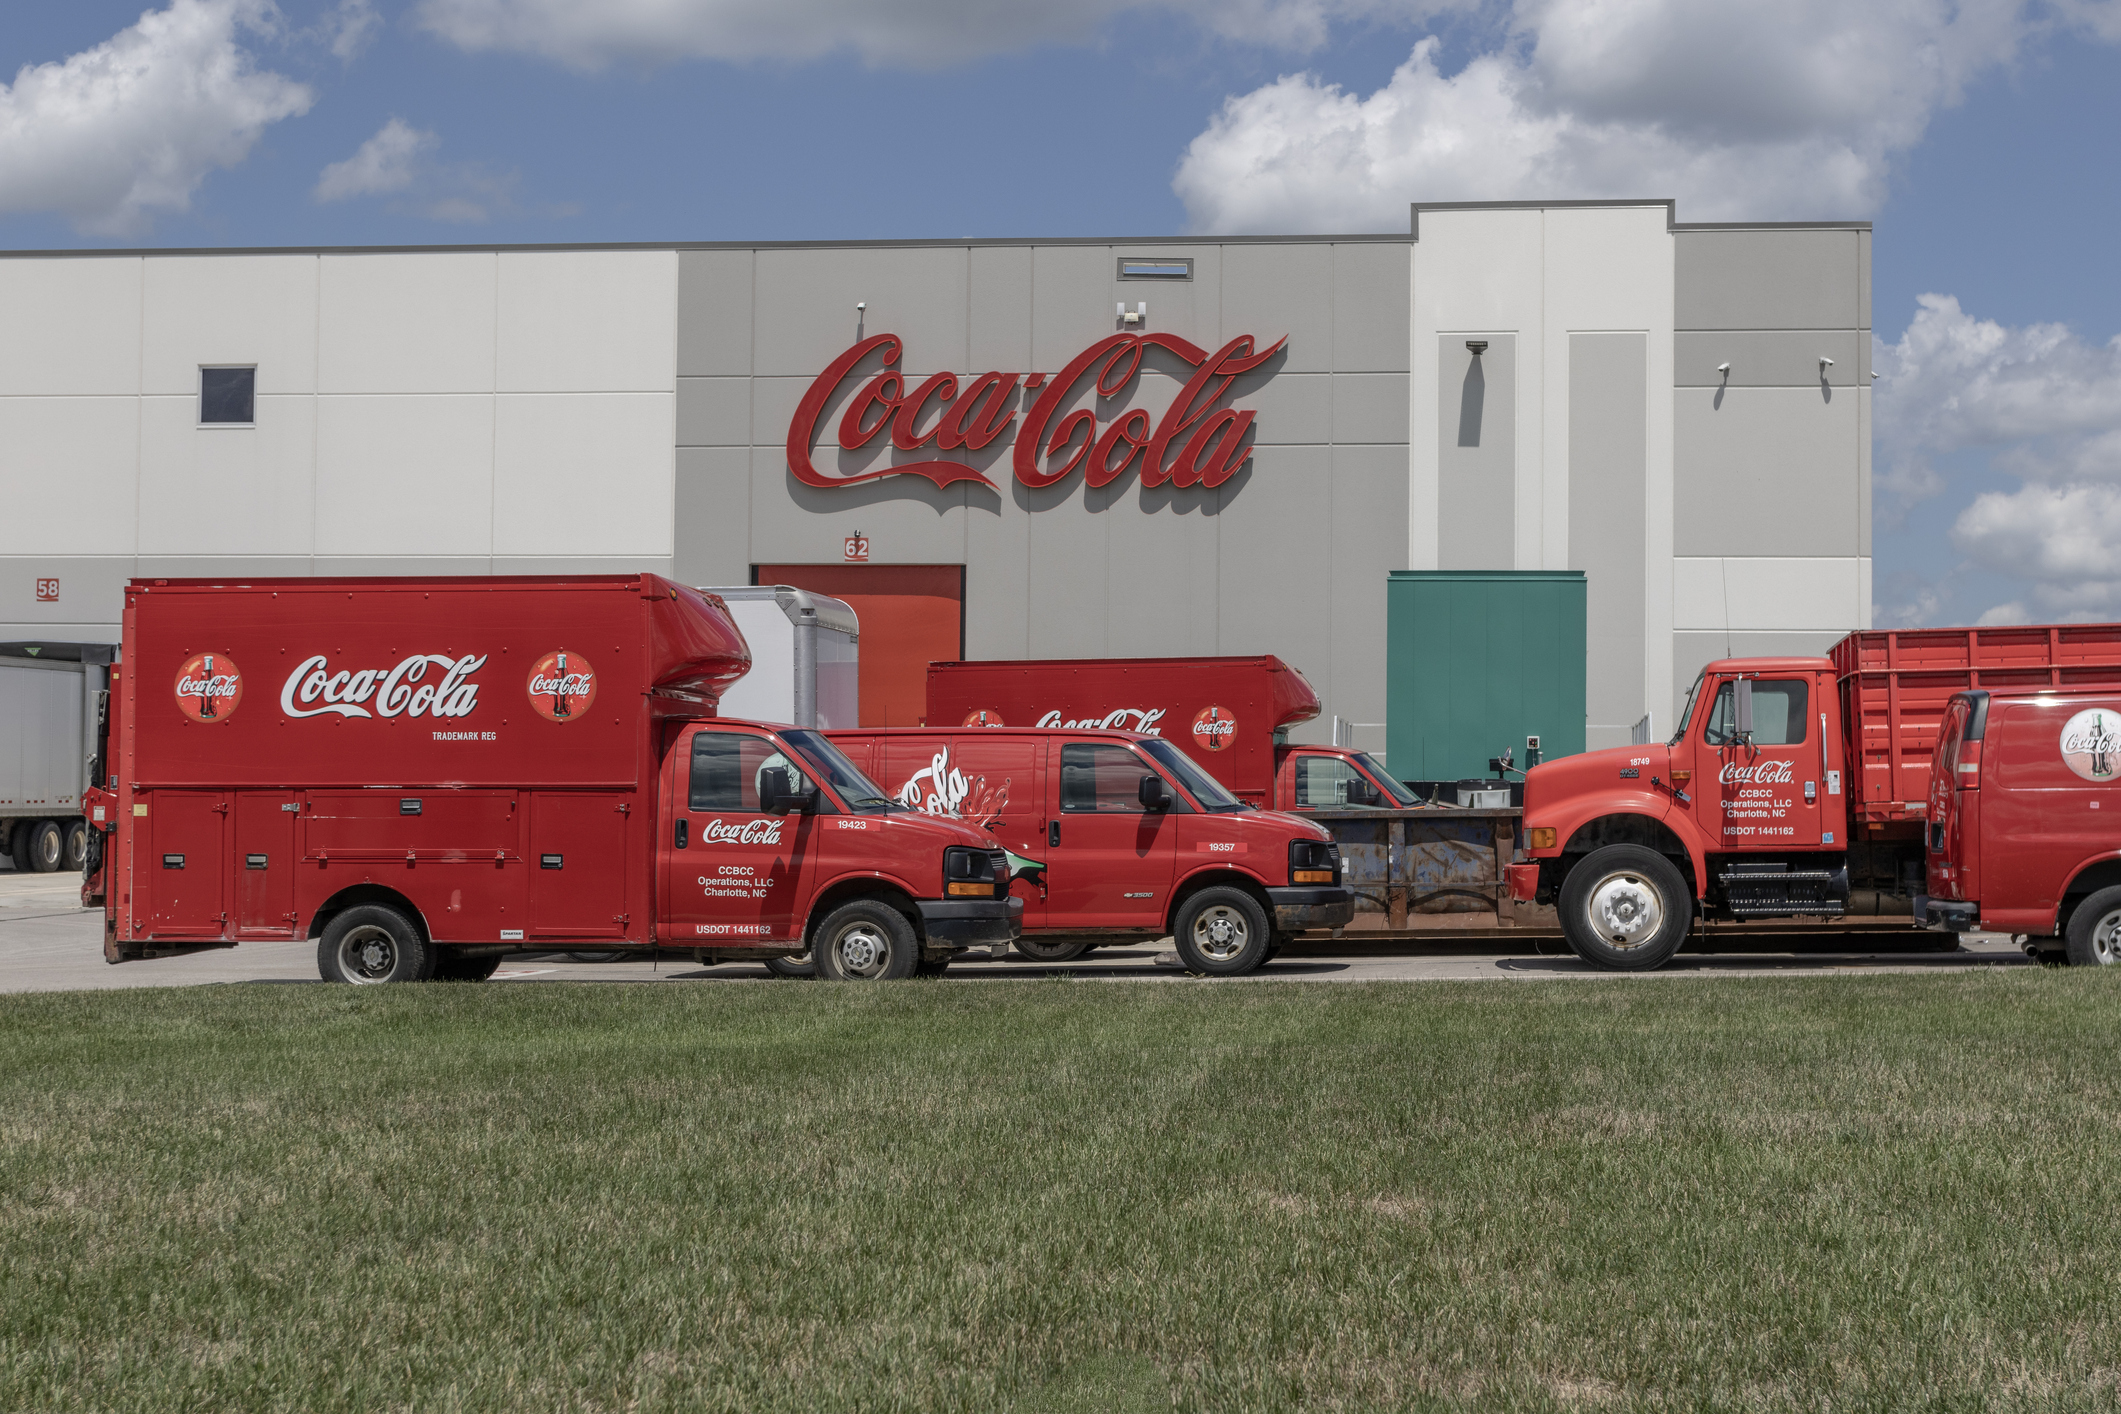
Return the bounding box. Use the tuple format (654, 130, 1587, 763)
(1509, 622, 2121, 970)
(84, 575, 1020, 982)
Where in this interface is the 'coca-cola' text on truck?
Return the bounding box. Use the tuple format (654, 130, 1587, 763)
(1507, 624, 2121, 970)
(85, 576, 1020, 982)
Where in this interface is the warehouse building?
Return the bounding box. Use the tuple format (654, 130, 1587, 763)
(0, 198, 1869, 760)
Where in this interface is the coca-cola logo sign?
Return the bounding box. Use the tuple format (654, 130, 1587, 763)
(962, 709, 1004, 727)
(893, 745, 1011, 823)
(787, 330, 1286, 494)
(2061, 708, 2121, 782)
(698, 817, 786, 845)
(1719, 759, 1795, 785)
(1192, 705, 1237, 752)
(174, 651, 243, 724)
(1034, 707, 1167, 735)
(528, 649, 597, 723)
(279, 653, 486, 721)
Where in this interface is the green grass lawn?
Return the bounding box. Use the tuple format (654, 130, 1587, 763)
(5, 972, 2121, 1413)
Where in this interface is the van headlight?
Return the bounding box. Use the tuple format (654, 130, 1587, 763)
(1289, 839, 1339, 885)
(944, 846, 999, 897)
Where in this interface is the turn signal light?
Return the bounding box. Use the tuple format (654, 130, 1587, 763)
(946, 881, 995, 897)
(1671, 770, 1692, 785)
(1293, 869, 1334, 884)
(1527, 827, 1557, 850)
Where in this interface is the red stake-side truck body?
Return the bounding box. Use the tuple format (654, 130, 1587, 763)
(1509, 623, 2121, 969)
(1926, 686, 2121, 964)
(830, 725, 1354, 974)
(85, 576, 1019, 982)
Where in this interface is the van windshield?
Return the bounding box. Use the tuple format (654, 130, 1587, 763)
(781, 729, 902, 814)
(1139, 738, 1250, 812)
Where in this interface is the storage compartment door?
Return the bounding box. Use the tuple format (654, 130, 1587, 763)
(145, 792, 229, 938)
(529, 793, 630, 939)
(233, 794, 299, 938)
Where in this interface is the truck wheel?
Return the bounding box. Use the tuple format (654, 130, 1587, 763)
(27, 820, 64, 873)
(763, 953, 817, 979)
(1173, 887, 1272, 976)
(318, 905, 435, 984)
(812, 900, 919, 981)
(2064, 886, 2121, 966)
(433, 950, 503, 982)
(1014, 936, 1091, 964)
(7, 825, 29, 872)
(1559, 845, 1693, 971)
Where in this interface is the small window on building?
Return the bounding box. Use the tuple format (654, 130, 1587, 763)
(1117, 258, 1192, 280)
(200, 366, 255, 425)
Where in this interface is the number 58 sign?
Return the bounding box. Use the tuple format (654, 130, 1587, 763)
(35, 578, 59, 602)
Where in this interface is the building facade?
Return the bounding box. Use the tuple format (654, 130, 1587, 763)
(0, 199, 1869, 754)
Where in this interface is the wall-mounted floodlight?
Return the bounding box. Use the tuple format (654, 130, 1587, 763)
(1466, 340, 1488, 355)
(856, 302, 866, 311)
(1819, 356, 1835, 368)
(1118, 302, 1147, 327)
(1716, 362, 1731, 375)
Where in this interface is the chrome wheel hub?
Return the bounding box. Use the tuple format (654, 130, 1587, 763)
(2092, 909, 2121, 965)
(1586, 872, 1662, 949)
(1191, 905, 1250, 963)
(338, 925, 398, 983)
(836, 927, 888, 977)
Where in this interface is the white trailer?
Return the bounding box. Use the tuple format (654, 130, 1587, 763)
(701, 586, 859, 729)
(1, 647, 109, 873)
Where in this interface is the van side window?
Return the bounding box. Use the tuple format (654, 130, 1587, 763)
(1060, 743, 1148, 813)
(1704, 679, 1809, 746)
(689, 732, 809, 812)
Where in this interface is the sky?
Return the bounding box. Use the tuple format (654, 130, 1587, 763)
(3, 0, 2120, 630)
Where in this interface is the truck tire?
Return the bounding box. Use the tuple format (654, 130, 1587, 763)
(1173, 887, 1272, 976)
(1014, 936, 1091, 964)
(7, 825, 28, 873)
(763, 953, 817, 979)
(812, 900, 919, 981)
(318, 904, 435, 984)
(62, 821, 88, 872)
(27, 820, 64, 874)
(2064, 886, 2121, 966)
(1559, 845, 1693, 971)
(433, 950, 503, 982)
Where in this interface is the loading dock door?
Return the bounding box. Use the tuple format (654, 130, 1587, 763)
(753, 565, 963, 727)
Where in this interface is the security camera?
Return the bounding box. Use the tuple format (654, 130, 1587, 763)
(1716, 362, 1730, 375)
(856, 302, 866, 311)
(1819, 356, 1835, 367)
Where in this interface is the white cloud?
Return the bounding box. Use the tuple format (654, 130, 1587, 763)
(314, 118, 436, 201)
(0, 0, 313, 235)
(1174, 0, 2116, 232)
(323, 0, 383, 61)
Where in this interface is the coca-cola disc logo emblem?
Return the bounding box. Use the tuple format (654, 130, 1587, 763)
(962, 709, 1005, 727)
(174, 651, 243, 724)
(527, 649, 597, 723)
(2061, 708, 2121, 782)
(1192, 704, 1237, 751)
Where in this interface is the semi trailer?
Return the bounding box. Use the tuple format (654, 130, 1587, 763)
(1, 646, 109, 874)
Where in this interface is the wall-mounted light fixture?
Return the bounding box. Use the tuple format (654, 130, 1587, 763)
(1465, 340, 1488, 356)
(856, 302, 866, 312)
(1819, 356, 1835, 369)
(1118, 301, 1147, 327)
(1716, 362, 1731, 379)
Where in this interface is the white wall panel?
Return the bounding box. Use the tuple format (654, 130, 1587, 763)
(0, 398, 139, 555)
(138, 395, 316, 555)
(143, 255, 317, 396)
(492, 393, 673, 556)
(315, 395, 495, 556)
(497, 251, 677, 393)
(1674, 557, 1865, 633)
(319, 253, 497, 394)
(0, 258, 140, 396)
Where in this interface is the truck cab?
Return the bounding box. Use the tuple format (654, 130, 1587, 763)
(1273, 745, 1423, 811)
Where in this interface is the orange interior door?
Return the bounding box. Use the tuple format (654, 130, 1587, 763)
(753, 564, 963, 727)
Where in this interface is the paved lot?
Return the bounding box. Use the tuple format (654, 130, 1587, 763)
(0, 864, 2032, 992)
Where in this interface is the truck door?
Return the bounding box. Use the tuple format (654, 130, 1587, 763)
(660, 725, 816, 946)
(1698, 676, 1826, 849)
(530, 793, 630, 941)
(233, 793, 299, 938)
(871, 733, 1047, 928)
(1044, 740, 1178, 928)
(145, 791, 229, 938)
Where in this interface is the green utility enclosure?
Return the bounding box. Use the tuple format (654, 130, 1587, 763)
(1386, 570, 1587, 783)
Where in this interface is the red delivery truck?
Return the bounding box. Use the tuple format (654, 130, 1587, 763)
(1508, 623, 2121, 970)
(83, 575, 1020, 983)
(923, 655, 1423, 813)
(1925, 686, 2121, 964)
(828, 725, 1352, 974)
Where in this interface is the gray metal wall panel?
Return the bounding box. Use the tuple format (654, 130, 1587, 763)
(1858, 386, 1872, 558)
(1333, 243, 1411, 372)
(1332, 372, 1411, 444)
(1673, 330, 1861, 387)
(1325, 444, 1409, 751)
(1104, 482, 1223, 657)
(676, 377, 750, 446)
(1107, 244, 1222, 357)
(1221, 244, 1334, 373)
(963, 489, 1030, 661)
(1028, 245, 1119, 371)
(1674, 387, 1861, 557)
(0, 557, 134, 637)
(676, 249, 753, 377)
(1022, 475, 1108, 658)
(1858, 230, 1872, 330)
(750, 445, 971, 567)
(1241, 372, 1332, 444)
(134, 555, 313, 580)
(1437, 335, 1514, 568)
(1217, 445, 1333, 661)
(491, 555, 677, 576)
(752, 247, 969, 378)
(1675, 230, 1861, 330)
(674, 447, 751, 584)
(967, 246, 1032, 374)
(1569, 332, 1648, 735)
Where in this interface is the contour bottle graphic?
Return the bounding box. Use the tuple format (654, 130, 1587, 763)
(199, 654, 217, 719)
(553, 651, 570, 718)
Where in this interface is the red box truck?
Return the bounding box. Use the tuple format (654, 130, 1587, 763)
(923, 655, 1423, 812)
(828, 725, 1353, 974)
(85, 575, 1020, 983)
(1509, 623, 2121, 970)
(1925, 686, 2121, 964)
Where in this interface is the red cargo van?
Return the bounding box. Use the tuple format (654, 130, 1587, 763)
(924, 656, 1419, 813)
(1925, 687, 2121, 964)
(829, 725, 1353, 974)
(85, 575, 1020, 982)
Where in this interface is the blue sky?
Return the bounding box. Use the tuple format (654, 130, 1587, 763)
(4, 0, 2120, 629)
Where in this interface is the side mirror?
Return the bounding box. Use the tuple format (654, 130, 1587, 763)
(1734, 678, 1754, 742)
(760, 767, 814, 816)
(1138, 774, 1170, 811)
(1347, 778, 1378, 807)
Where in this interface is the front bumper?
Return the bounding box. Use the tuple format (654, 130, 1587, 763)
(1266, 885, 1356, 932)
(918, 895, 1025, 946)
(1919, 896, 1978, 933)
